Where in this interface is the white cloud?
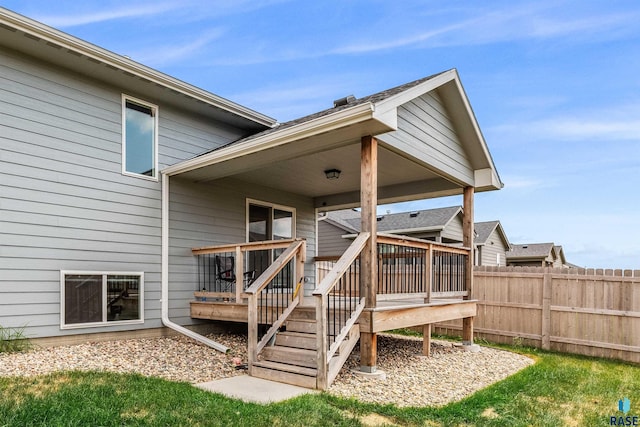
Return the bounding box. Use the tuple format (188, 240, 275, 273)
(35, 3, 182, 27)
(131, 29, 225, 66)
(490, 103, 640, 143)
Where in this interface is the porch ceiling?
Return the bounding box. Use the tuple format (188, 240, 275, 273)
(175, 133, 459, 210)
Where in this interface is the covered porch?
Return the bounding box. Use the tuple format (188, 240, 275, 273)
(160, 69, 502, 388)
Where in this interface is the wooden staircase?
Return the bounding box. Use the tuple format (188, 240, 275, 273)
(251, 306, 360, 389)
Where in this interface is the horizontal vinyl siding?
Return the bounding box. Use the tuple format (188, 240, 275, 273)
(317, 221, 351, 257)
(0, 46, 247, 338)
(479, 232, 509, 267)
(378, 91, 474, 185)
(441, 215, 464, 243)
(168, 177, 317, 324)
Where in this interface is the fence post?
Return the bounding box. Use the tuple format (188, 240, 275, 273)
(541, 270, 552, 350)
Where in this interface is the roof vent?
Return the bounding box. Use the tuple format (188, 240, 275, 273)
(522, 245, 528, 249)
(409, 211, 419, 218)
(333, 95, 356, 108)
(377, 216, 384, 221)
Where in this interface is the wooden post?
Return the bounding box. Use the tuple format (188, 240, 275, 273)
(462, 186, 474, 345)
(235, 246, 243, 303)
(247, 293, 257, 374)
(422, 324, 431, 356)
(360, 135, 378, 372)
(297, 241, 306, 306)
(425, 244, 432, 303)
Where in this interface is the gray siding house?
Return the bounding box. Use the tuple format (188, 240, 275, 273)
(474, 220, 510, 267)
(0, 8, 275, 340)
(319, 209, 509, 267)
(1, 7, 503, 382)
(506, 243, 568, 267)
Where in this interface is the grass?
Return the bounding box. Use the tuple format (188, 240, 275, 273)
(0, 348, 638, 426)
(0, 325, 31, 354)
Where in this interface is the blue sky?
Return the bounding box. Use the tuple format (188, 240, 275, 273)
(3, 1, 639, 269)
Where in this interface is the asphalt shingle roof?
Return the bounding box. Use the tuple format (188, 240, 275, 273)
(506, 243, 554, 259)
(474, 221, 500, 245)
(201, 71, 450, 155)
(325, 206, 462, 233)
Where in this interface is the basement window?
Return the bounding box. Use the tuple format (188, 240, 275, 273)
(122, 95, 158, 180)
(61, 271, 144, 329)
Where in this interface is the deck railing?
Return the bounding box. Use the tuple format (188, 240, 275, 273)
(316, 234, 470, 303)
(377, 234, 469, 300)
(192, 239, 302, 303)
(313, 232, 369, 389)
(240, 240, 306, 371)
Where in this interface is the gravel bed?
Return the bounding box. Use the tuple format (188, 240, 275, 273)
(329, 334, 534, 407)
(0, 332, 533, 407)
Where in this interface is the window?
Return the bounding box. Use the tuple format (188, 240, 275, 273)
(246, 200, 295, 277)
(247, 201, 295, 242)
(61, 271, 144, 329)
(122, 95, 158, 179)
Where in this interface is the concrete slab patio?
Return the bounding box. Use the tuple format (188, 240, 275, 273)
(195, 375, 318, 404)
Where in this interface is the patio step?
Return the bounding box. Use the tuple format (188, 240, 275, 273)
(251, 361, 317, 389)
(261, 346, 317, 369)
(251, 306, 359, 390)
(274, 331, 317, 350)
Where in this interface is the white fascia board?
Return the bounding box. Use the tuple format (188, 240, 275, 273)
(0, 8, 275, 127)
(164, 102, 377, 176)
(474, 168, 504, 190)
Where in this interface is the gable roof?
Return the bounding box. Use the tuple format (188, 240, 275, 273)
(208, 72, 449, 153)
(324, 206, 463, 234)
(475, 220, 510, 248)
(0, 7, 275, 130)
(507, 243, 555, 260)
(163, 69, 503, 200)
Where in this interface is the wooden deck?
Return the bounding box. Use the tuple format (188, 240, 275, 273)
(190, 297, 476, 333)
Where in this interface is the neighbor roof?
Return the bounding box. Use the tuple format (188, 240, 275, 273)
(507, 243, 555, 260)
(324, 206, 463, 234)
(474, 220, 510, 248)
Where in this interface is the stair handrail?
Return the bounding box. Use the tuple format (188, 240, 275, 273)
(242, 239, 306, 369)
(312, 232, 369, 389)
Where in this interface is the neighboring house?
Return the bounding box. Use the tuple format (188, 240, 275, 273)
(474, 220, 510, 267)
(319, 209, 510, 267)
(0, 8, 503, 386)
(318, 206, 464, 256)
(506, 243, 569, 267)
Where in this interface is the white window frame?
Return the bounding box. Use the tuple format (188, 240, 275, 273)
(60, 270, 145, 329)
(245, 198, 296, 242)
(121, 94, 159, 181)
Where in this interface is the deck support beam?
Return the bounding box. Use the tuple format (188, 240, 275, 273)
(360, 135, 378, 372)
(422, 324, 431, 356)
(462, 185, 475, 345)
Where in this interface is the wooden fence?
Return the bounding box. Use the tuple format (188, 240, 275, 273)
(434, 266, 640, 363)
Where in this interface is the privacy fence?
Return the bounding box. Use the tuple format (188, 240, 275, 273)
(434, 266, 640, 363)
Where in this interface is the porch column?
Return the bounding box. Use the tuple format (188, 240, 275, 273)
(462, 185, 475, 346)
(360, 135, 378, 372)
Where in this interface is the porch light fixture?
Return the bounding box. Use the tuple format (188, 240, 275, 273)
(324, 168, 341, 180)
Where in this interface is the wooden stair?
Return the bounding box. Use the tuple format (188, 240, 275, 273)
(250, 306, 360, 389)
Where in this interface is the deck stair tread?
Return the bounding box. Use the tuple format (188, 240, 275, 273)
(261, 346, 317, 368)
(252, 360, 317, 377)
(249, 306, 361, 389)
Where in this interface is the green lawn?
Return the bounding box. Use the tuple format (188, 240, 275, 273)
(0, 348, 638, 426)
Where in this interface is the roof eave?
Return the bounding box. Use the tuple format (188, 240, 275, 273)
(0, 7, 275, 128)
(163, 102, 380, 176)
